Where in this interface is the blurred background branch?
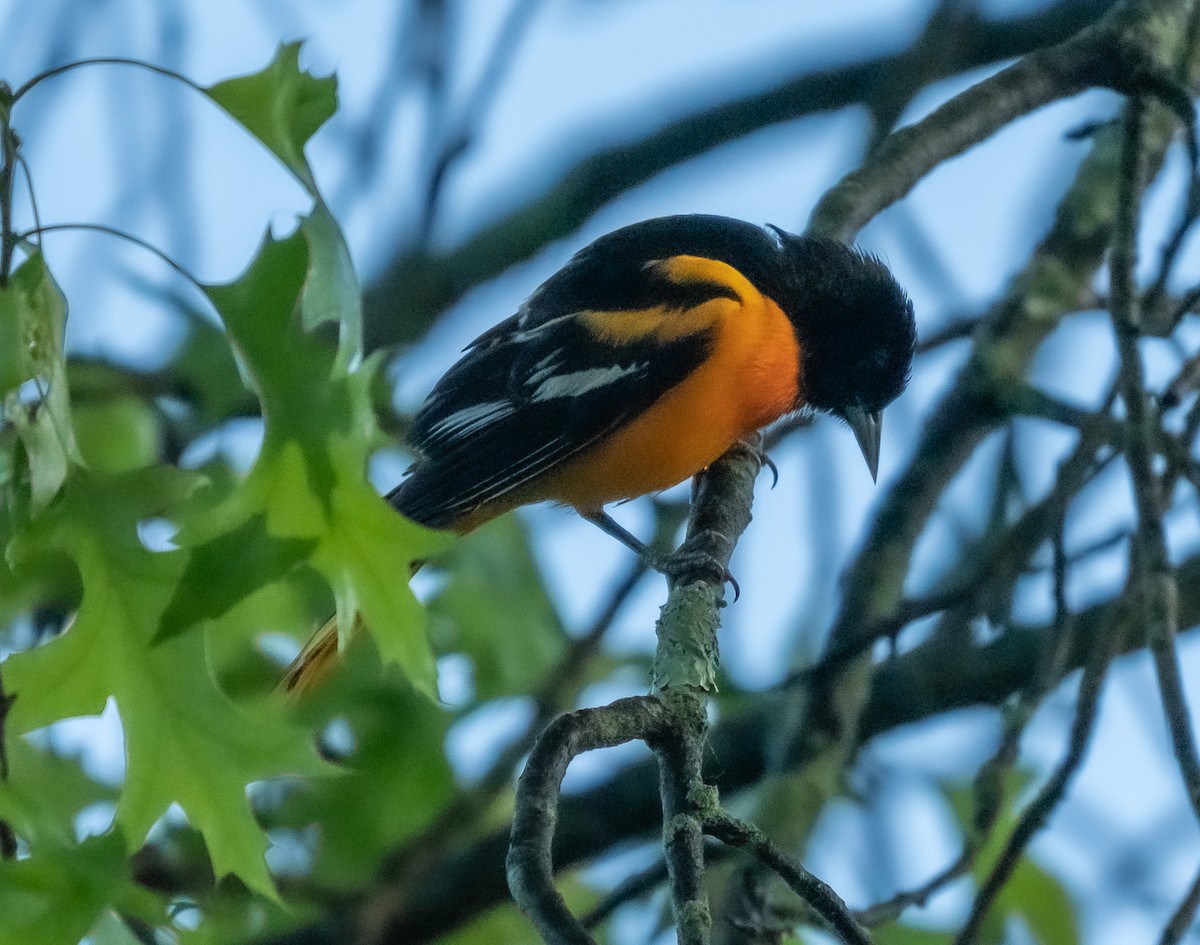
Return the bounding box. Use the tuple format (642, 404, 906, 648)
(4, 0, 1200, 944)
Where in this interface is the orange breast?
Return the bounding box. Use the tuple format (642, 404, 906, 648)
(535, 272, 802, 512)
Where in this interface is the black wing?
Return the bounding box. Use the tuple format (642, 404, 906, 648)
(390, 312, 713, 527)
(388, 215, 788, 528)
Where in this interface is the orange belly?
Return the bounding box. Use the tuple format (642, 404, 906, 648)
(533, 293, 802, 512)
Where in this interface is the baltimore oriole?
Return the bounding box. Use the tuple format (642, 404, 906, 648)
(283, 214, 916, 692)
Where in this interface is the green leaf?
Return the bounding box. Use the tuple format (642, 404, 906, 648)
(168, 314, 258, 427)
(86, 912, 149, 945)
(871, 925, 953, 945)
(0, 831, 127, 945)
(203, 42, 335, 193)
(300, 205, 362, 362)
(0, 252, 78, 508)
(0, 252, 62, 395)
(202, 44, 359, 357)
(4, 468, 326, 899)
(0, 738, 116, 848)
(1003, 860, 1078, 945)
(72, 396, 161, 473)
(945, 774, 1079, 945)
(276, 668, 454, 887)
(430, 516, 566, 700)
(0, 284, 24, 396)
(171, 227, 446, 695)
(158, 515, 317, 642)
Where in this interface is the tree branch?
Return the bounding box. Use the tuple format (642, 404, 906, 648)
(704, 813, 872, 945)
(281, 545, 1200, 945)
(504, 440, 763, 944)
(953, 600, 1123, 944)
(361, 0, 1118, 351)
(506, 697, 672, 945)
(810, 0, 1194, 242)
(1160, 860, 1200, 945)
(1109, 87, 1200, 826)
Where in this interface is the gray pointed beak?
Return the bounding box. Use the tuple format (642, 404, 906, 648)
(842, 406, 883, 482)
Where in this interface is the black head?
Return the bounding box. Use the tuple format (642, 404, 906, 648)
(769, 228, 915, 415)
(768, 227, 916, 477)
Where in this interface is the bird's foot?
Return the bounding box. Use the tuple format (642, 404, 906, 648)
(657, 529, 740, 602)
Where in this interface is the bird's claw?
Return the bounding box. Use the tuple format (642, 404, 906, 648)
(760, 453, 779, 489)
(736, 438, 779, 489)
(656, 532, 740, 602)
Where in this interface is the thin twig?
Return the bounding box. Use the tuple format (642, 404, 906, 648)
(1141, 173, 1200, 324)
(1169, 281, 1200, 325)
(952, 601, 1124, 945)
(805, 411, 1115, 682)
(914, 315, 978, 353)
(15, 154, 41, 255)
(0, 664, 16, 859)
(857, 475, 1080, 929)
(1006, 383, 1199, 481)
(862, 0, 969, 155)
(855, 853, 969, 928)
(1046, 495, 1077, 689)
(381, 558, 648, 886)
(419, 0, 544, 238)
(704, 813, 872, 945)
(1021, 525, 1128, 577)
(1159, 860, 1200, 945)
(0, 91, 17, 287)
(1161, 349, 1200, 409)
(581, 858, 669, 931)
(1109, 95, 1200, 826)
(21, 222, 205, 291)
(581, 844, 733, 931)
(9, 56, 204, 104)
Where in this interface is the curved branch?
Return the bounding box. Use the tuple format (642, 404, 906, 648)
(507, 697, 670, 945)
(810, 0, 1193, 240)
(273, 545, 1200, 945)
(504, 438, 764, 944)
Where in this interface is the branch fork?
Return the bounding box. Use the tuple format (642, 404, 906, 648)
(506, 438, 871, 945)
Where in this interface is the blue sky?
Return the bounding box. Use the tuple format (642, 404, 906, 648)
(4, 1, 1200, 941)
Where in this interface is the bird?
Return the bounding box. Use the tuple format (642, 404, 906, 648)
(282, 214, 916, 693)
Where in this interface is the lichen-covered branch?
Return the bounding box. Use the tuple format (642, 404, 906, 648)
(286, 550, 1200, 945)
(506, 440, 764, 944)
(507, 697, 671, 945)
